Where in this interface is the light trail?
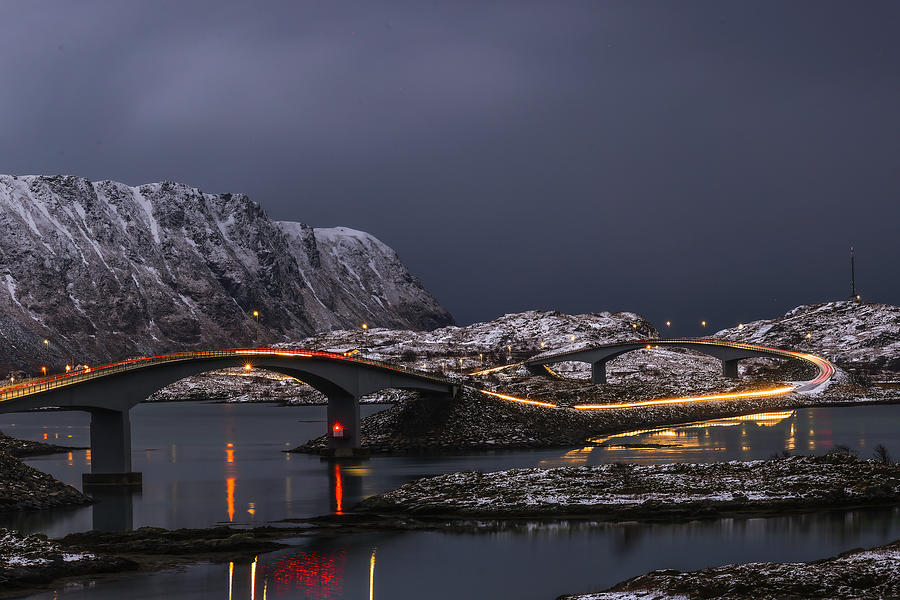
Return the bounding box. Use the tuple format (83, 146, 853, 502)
(479, 389, 558, 408)
(468, 363, 522, 376)
(572, 386, 795, 410)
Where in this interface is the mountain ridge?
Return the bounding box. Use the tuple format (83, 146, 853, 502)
(0, 174, 453, 372)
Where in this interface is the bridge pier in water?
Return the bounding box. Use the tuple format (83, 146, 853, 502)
(83, 408, 142, 487)
(722, 359, 740, 379)
(591, 361, 607, 385)
(326, 393, 363, 457)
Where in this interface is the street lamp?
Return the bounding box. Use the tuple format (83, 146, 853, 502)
(252, 310, 260, 346)
(701, 321, 707, 328)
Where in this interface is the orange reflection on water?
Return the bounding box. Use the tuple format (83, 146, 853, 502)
(226, 442, 235, 464)
(226, 477, 236, 522)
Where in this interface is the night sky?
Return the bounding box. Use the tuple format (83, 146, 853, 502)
(2, 1, 898, 335)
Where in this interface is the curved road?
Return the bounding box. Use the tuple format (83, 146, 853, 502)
(476, 338, 836, 410)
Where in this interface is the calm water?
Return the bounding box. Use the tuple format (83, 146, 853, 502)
(1, 402, 899, 599)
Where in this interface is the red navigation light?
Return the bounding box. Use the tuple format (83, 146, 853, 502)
(332, 422, 344, 437)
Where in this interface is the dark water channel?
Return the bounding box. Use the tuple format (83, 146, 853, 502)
(1, 402, 899, 599)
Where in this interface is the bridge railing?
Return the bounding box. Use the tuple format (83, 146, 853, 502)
(0, 348, 452, 403)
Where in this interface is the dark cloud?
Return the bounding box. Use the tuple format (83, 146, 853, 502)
(1, 1, 898, 334)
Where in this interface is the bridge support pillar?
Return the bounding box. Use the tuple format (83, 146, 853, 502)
(722, 359, 740, 379)
(83, 408, 142, 487)
(591, 361, 607, 385)
(525, 364, 547, 376)
(326, 393, 363, 457)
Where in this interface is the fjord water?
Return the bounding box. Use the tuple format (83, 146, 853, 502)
(2, 402, 899, 599)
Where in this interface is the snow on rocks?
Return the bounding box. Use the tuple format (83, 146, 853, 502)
(0, 174, 452, 373)
(564, 539, 900, 600)
(714, 300, 900, 379)
(0, 528, 135, 591)
(355, 454, 900, 518)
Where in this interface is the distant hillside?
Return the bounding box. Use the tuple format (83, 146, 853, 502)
(714, 300, 900, 379)
(0, 175, 453, 372)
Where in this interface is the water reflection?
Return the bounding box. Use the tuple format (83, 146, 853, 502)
(183, 508, 900, 600)
(541, 410, 805, 467)
(328, 461, 364, 514)
(85, 487, 137, 531)
(263, 547, 346, 598)
(1, 402, 898, 538)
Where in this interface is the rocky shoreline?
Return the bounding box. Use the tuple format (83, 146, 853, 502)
(0, 433, 92, 513)
(0, 528, 136, 596)
(0, 525, 313, 597)
(354, 453, 900, 520)
(561, 539, 900, 600)
(289, 383, 900, 455)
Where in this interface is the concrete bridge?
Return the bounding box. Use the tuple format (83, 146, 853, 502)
(0, 349, 458, 485)
(524, 338, 820, 384)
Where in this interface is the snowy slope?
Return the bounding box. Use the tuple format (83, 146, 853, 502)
(713, 301, 900, 378)
(0, 175, 452, 372)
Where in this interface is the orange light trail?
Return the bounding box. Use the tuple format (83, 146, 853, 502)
(469, 363, 522, 376)
(479, 389, 557, 408)
(573, 386, 795, 410)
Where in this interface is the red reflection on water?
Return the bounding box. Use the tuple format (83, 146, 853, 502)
(263, 548, 346, 598)
(334, 464, 343, 514)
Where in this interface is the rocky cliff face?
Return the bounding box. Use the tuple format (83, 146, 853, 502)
(0, 175, 453, 372)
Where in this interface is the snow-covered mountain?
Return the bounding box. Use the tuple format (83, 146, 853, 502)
(0, 175, 453, 372)
(714, 301, 900, 378)
(280, 309, 658, 363)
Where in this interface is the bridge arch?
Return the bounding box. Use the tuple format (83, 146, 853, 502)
(0, 349, 456, 484)
(524, 339, 802, 384)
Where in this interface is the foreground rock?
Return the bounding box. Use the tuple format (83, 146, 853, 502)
(0, 528, 135, 592)
(0, 450, 91, 512)
(563, 539, 900, 600)
(355, 454, 900, 519)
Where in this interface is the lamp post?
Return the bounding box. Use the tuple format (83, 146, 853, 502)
(252, 310, 260, 346)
